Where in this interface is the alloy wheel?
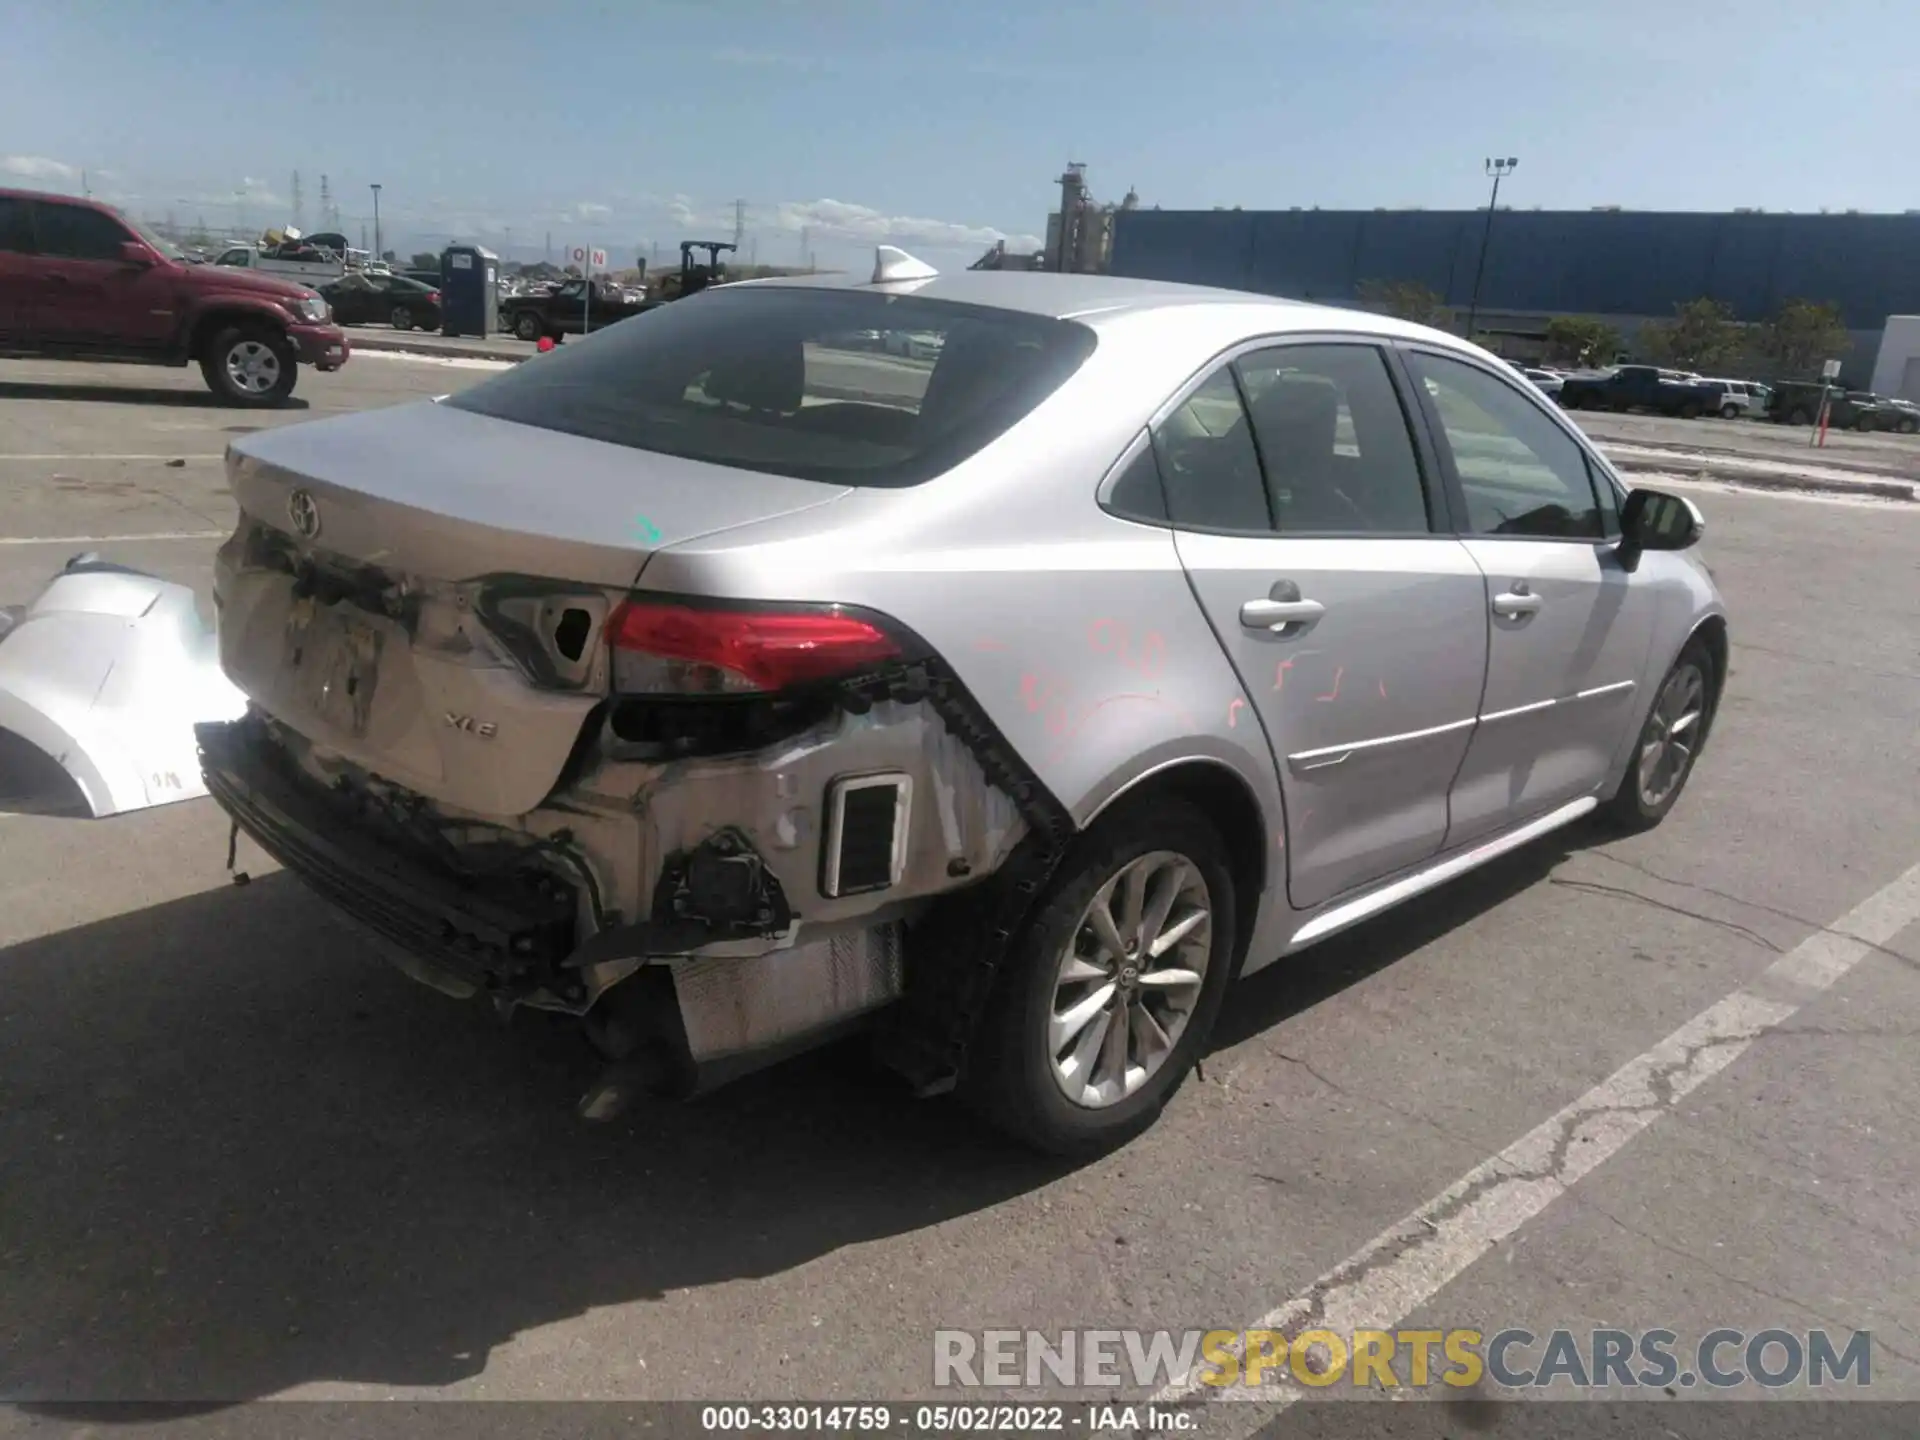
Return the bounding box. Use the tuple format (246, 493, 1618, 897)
(1048, 851, 1213, 1109)
(1638, 661, 1706, 809)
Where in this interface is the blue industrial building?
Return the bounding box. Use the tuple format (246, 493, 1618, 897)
(1108, 207, 1920, 379)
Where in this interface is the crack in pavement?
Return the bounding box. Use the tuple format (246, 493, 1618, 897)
(1582, 1202, 1920, 1368)
(1163, 1017, 1779, 1404)
(1547, 876, 1786, 955)
(1583, 853, 1920, 974)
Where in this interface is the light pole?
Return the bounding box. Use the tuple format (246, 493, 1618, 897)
(1464, 156, 1517, 343)
(369, 183, 382, 259)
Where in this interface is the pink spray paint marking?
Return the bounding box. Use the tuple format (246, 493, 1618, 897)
(1273, 657, 1295, 692)
(1315, 666, 1344, 703)
(1227, 698, 1245, 728)
(1377, 677, 1388, 700)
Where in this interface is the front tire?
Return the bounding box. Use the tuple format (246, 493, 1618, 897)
(514, 311, 544, 342)
(390, 304, 414, 331)
(961, 797, 1238, 1156)
(1719, 403, 1740, 419)
(199, 325, 297, 407)
(1599, 638, 1715, 833)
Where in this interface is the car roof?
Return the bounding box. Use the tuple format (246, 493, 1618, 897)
(734, 265, 1466, 348)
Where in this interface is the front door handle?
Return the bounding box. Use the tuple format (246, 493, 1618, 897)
(1492, 582, 1543, 617)
(1241, 597, 1325, 632)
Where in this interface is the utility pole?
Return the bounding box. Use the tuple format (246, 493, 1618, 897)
(799, 226, 809, 266)
(369, 183, 383, 258)
(545, 230, 552, 264)
(733, 200, 745, 247)
(1465, 156, 1518, 343)
(292, 171, 304, 230)
(81, 170, 91, 198)
(319, 174, 335, 230)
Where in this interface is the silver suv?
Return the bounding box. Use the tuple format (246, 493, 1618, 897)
(199, 258, 1728, 1154)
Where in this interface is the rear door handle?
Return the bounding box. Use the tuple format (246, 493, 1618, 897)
(1240, 597, 1325, 631)
(1492, 585, 1543, 617)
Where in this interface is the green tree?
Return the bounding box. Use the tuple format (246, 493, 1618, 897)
(1757, 299, 1849, 380)
(1543, 316, 1624, 368)
(410, 251, 440, 271)
(1638, 298, 1740, 370)
(1355, 279, 1450, 328)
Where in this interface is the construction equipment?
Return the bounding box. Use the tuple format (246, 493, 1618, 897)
(651, 240, 737, 302)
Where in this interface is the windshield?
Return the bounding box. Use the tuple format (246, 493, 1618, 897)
(444, 285, 1098, 488)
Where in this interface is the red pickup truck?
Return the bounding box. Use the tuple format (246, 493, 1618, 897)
(0, 186, 350, 406)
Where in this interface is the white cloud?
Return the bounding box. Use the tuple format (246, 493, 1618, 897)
(771, 198, 1042, 252)
(556, 200, 614, 224)
(1, 155, 77, 181)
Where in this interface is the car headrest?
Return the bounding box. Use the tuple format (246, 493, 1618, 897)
(1249, 377, 1339, 464)
(701, 344, 804, 413)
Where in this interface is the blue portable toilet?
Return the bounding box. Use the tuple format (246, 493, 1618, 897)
(440, 244, 498, 337)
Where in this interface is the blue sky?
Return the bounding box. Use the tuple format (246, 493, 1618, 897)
(3, 0, 1915, 272)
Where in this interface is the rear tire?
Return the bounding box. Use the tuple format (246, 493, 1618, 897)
(514, 311, 544, 342)
(1598, 637, 1715, 833)
(390, 305, 414, 331)
(961, 797, 1239, 1156)
(1678, 400, 1702, 420)
(199, 324, 297, 407)
(1899, 417, 1918, 434)
(1719, 403, 1740, 419)
(1787, 407, 1811, 425)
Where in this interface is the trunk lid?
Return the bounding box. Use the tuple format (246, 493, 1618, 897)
(216, 401, 852, 817)
(226, 399, 851, 588)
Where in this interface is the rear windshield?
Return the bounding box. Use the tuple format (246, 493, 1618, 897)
(444, 286, 1098, 487)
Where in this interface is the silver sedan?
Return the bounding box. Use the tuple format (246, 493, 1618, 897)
(200, 253, 1727, 1154)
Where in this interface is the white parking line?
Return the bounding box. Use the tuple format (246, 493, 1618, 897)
(0, 454, 224, 462)
(1157, 857, 1920, 1418)
(0, 531, 227, 547)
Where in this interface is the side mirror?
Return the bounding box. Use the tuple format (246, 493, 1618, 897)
(118, 241, 155, 267)
(1617, 487, 1704, 572)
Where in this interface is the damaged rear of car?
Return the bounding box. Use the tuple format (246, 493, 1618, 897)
(198, 277, 1107, 1136)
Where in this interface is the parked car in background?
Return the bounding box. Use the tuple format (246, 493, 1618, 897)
(1766, 382, 1882, 429)
(1518, 366, 1564, 398)
(0, 185, 348, 405)
(211, 241, 346, 286)
(319, 272, 443, 331)
(499, 275, 653, 341)
(1558, 364, 1723, 418)
(1705, 378, 1766, 419)
(197, 261, 1726, 1153)
(1878, 396, 1920, 433)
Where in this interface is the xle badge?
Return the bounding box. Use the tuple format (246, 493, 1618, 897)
(443, 713, 498, 738)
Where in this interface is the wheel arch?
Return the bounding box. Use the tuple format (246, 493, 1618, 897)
(187, 304, 290, 359)
(1686, 611, 1730, 747)
(1079, 754, 1268, 978)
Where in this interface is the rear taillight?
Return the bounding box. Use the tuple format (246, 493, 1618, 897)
(606, 599, 904, 695)
(429, 290, 441, 303)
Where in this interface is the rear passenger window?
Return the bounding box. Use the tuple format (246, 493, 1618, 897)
(1150, 368, 1269, 532)
(1234, 344, 1432, 534)
(0, 197, 32, 253)
(33, 203, 131, 262)
(1104, 439, 1169, 524)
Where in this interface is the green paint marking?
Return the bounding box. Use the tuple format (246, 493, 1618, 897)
(635, 516, 661, 543)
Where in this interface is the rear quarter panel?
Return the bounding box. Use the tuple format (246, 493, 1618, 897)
(634, 305, 1293, 956)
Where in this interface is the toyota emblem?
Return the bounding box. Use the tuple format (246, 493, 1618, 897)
(287, 488, 321, 540)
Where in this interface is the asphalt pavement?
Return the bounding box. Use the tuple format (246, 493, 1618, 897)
(1, 355, 1917, 1428)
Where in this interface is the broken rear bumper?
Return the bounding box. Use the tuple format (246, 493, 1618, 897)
(196, 714, 581, 1002)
